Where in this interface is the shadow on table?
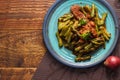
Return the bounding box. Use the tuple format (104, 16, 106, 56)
(32, 50, 120, 80)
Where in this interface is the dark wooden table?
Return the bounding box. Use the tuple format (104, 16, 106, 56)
(0, 0, 120, 80)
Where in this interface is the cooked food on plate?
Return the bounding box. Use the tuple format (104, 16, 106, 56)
(56, 4, 111, 62)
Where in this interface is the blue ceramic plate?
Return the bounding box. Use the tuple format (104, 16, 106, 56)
(43, 0, 119, 68)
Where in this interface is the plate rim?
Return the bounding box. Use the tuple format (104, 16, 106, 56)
(43, 0, 119, 68)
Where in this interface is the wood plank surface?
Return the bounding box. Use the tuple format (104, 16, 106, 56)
(0, 0, 55, 80)
(0, 0, 119, 80)
(0, 0, 55, 67)
(0, 0, 55, 29)
(0, 68, 36, 80)
(0, 30, 45, 67)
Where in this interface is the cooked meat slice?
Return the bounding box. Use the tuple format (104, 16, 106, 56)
(88, 21, 95, 27)
(79, 21, 97, 37)
(71, 5, 86, 20)
(71, 5, 81, 11)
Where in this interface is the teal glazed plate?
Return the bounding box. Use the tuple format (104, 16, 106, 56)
(43, 0, 119, 68)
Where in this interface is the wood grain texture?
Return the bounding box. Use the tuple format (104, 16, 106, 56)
(106, 0, 120, 20)
(0, 68, 36, 80)
(0, 0, 55, 67)
(0, 0, 55, 29)
(0, 30, 46, 67)
(0, 0, 119, 80)
(0, 0, 55, 80)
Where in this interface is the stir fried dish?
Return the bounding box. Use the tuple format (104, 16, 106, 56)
(56, 4, 111, 62)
